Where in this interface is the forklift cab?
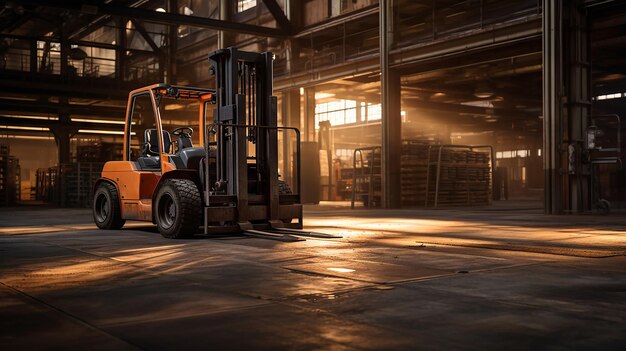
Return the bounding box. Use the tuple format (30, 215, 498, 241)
(97, 84, 215, 222)
(128, 84, 215, 172)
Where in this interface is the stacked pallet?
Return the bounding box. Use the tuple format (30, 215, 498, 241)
(35, 167, 58, 202)
(75, 139, 123, 162)
(428, 148, 491, 207)
(0, 144, 9, 206)
(400, 142, 492, 207)
(400, 142, 431, 206)
(0, 144, 21, 206)
(8, 157, 20, 204)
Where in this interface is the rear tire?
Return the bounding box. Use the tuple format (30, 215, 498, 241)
(93, 183, 125, 230)
(155, 179, 201, 239)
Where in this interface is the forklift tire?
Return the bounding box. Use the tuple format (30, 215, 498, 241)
(155, 179, 201, 239)
(93, 183, 125, 230)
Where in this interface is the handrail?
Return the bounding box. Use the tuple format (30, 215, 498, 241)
(351, 146, 381, 209)
(205, 123, 301, 206)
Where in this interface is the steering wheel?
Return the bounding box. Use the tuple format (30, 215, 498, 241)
(171, 127, 193, 137)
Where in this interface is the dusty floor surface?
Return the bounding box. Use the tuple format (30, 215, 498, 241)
(1, 203, 625, 350)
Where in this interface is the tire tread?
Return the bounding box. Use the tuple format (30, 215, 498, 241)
(158, 179, 201, 239)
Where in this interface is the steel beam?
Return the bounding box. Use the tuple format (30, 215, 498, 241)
(131, 19, 164, 56)
(19, 0, 286, 38)
(274, 17, 542, 91)
(261, 0, 293, 32)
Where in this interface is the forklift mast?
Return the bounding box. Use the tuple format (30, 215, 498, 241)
(205, 48, 282, 231)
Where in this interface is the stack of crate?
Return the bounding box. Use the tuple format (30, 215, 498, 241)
(400, 141, 431, 206)
(75, 139, 123, 162)
(35, 167, 57, 202)
(399, 142, 492, 207)
(0, 144, 20, 206)
(8, 157, 20, 204)
(0, 144, 9, 206)
(428, 148, 491, 207)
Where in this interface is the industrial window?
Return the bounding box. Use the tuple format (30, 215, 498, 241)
(335, 149, 354, 161)
(315, 100, 384, 128)
(315, 99, 358, 129)
(238, 0, 256, 12)
(366, 103, 381, 121)
(496, 149, 532, 159)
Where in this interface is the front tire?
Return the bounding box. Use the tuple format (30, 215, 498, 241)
(155, 179, 201, 239)
(93, 183, 125, 230)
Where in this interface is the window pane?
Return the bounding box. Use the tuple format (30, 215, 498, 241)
(238, 0, 256, 12)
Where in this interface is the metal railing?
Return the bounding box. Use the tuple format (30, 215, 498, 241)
(204, 123, 301, 204)
(351, 146, 381, 209)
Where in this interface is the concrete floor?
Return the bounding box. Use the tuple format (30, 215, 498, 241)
(1, 203, 625, 350)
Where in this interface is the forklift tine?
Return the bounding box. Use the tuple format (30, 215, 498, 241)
(270, 228, 342, 239)
(243, 229, 304, 242)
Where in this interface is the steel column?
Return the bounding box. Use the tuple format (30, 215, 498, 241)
(543, 0, 591, 214)
(380, 0, 401, 208)
(543, 0, 563, 214)
(303, 87, 316, 142)
(218, 0, 234, 48)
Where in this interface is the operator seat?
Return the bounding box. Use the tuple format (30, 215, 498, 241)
(137, 129, 171, 170)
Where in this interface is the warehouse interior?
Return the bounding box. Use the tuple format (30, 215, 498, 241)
(1, 1, 625, 350)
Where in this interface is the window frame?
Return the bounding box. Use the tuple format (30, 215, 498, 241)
(126, 91, 163, 166)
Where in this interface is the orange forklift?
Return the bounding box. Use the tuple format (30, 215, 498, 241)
(93, 48, 330, 241)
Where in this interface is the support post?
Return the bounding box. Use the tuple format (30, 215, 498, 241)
(166, 0, 178, 83)
(283, 89, 301, 188)
(303, 87, 316, 142)
(380, 0, 401, 208)
(115, 17, 126, 81)
(218, 0, 234, 48)
(543, 0, 591, 214)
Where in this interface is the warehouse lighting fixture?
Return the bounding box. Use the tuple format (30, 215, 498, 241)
(327, 267, 355, 273)
(72, 118, 128, 125)
(595, 93, 622, 100)
(462, 100, 493, 108)
(5, 135, 54, 140)
(474, 82, 494, 99)
(1, 114, 58, 120)
(430, 92, 446, 100)
(315, 92, 335, 99)
(78, 129, 131, 135)
(1, 125, 49, 131)
(156, 7, 166, 12)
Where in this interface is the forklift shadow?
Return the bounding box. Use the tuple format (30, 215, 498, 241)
(125, 224, 248, 240)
